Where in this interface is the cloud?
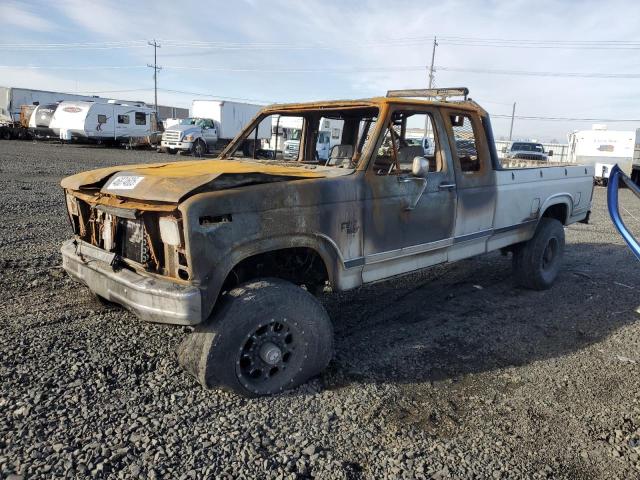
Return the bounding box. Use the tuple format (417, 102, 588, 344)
(0, 1, 55, 32)
(5, 0, 640, 140)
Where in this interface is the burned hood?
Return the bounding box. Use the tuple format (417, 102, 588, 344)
(60, 159, 330, 203)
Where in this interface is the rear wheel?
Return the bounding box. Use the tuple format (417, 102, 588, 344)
(513, 217, 565, 290)
(176, 278, 333, 397)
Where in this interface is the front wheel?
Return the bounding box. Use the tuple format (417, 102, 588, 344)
(192, 139, 207, 157)
(176, 278, 333, 397)
(512, 217, 565, 290)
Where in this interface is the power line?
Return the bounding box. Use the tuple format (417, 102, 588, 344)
(76, 87, 274, 104)
(492, 115, 640, 122)
(436, 66, 640, 78)
(158, 88, 273, 104)
(75, 88, 151, 94)
(5, 36, 640, 51)
(4, 62, 640, 79)
(0, 41, 148, 50)
(0, 65, 147, 70)
(162, 64, 427, 73)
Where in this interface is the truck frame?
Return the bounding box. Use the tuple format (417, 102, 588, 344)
(60, 88, 594, 396)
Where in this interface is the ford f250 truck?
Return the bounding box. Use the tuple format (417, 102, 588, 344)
(60, 88, 594, 396)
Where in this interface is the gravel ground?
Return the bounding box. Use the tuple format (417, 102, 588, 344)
(1, 140, 640, 479)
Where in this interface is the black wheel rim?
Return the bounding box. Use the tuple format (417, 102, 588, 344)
(542, 237, 558, 271)
(237, 320, 295, 392)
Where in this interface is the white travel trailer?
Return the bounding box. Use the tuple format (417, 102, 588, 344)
(28, 103, 59, 138)
(567, 124, 640, 184)
(50, 100, 160, 144)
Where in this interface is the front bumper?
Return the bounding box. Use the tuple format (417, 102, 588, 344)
(161, 140, 193, 151)
(61, 239, 202, 325)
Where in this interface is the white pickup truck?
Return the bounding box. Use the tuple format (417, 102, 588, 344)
(60, 88, 594, 396)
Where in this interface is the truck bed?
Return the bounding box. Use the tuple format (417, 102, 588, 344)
(489, 164, 594, 251)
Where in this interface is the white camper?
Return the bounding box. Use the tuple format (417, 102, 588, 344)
(567, 124, 640, 184)
(28, 103, 59, 138)
(50, 100, 159, 144)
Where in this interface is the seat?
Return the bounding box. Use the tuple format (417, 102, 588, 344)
(397, 145, 425, 170)
(326, 144, 354, 167)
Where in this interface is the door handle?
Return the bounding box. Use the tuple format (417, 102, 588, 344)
(438, 183, 456, 190)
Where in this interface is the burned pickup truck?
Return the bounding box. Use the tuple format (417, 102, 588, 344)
(61, 88, 594, 396)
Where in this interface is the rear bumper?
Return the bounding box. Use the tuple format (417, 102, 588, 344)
(61, 239, 202, 325)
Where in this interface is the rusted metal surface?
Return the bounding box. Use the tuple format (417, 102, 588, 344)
(60, 93, 594, 325)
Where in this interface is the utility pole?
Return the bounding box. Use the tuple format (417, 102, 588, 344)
(425, 36, 438, 135)
(147, 39, 162, 115)
(427, 36, 438, 90)
(509, 102, 516, 141)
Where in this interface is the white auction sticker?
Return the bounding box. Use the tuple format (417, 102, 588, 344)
(107, 175, 144, 190)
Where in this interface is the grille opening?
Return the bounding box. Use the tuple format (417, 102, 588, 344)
(72, 198, 187, 277)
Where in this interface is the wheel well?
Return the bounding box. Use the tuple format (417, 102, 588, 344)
(541, 203, 568, 225)
(222, 247, 329, 294)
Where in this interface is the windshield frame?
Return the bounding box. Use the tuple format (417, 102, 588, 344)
(219, 105, 384, 170)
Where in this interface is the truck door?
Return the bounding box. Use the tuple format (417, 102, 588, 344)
(202, 119, 218, 146)
(362, 108, 457, 282)
(445, 111, 497, 261)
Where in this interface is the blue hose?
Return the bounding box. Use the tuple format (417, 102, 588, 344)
(607, 164, 640, 261)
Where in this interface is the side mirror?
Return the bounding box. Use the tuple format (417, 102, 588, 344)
(412, 156, 429, 178)
(548, 150, 554, 156)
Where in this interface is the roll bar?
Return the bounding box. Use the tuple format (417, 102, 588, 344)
(607, 164, 640, 260)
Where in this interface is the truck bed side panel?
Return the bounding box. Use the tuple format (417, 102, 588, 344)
(489, 165, 594, 250)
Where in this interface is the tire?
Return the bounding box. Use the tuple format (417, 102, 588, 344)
(192, 139, 207, 157)
(512, 217, 565, 290)
(176, 278, 333, 397)
(2, 129, 12, 140)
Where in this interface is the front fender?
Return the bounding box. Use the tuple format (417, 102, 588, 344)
(607, 164, 640, 260)
(199, 233, 354, 320)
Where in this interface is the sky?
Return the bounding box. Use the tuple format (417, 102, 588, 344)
(2, 0, 640, 142)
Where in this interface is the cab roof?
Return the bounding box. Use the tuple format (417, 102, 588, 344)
(261, 96, 487, 116)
